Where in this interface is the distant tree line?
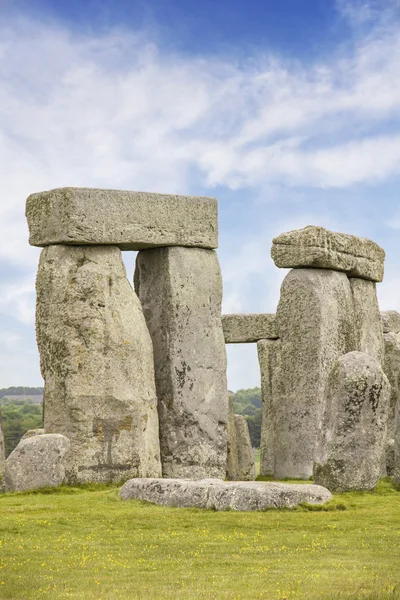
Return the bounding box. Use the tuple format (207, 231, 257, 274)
(231, 387, 262, 448)
(0, 387, 44, 399)
(0, 386, 261, 457)
(1, 398, 43, 457)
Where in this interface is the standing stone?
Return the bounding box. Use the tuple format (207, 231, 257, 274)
(383, 332, 400, 440)
(135, 247, 228, 479)
(314, 352, 390, 492)
(350, 278, 384, 364)
(257, 339, 281, 477)
(4, 434, 70, 492)
(0, 414, 5, 478)
(226, 397, 255, 481)
(275, 269, 356, 479)
(36, 245, 161, 484)
(394, 402, 400, 485)
(381, 310, 400, 334)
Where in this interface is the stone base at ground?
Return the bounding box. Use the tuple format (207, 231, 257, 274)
(119, 478, 332, 511)
(4, 434, 70, 492)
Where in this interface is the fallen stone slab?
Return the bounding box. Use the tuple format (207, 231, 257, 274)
(222, 314, 278, 343)
(119, 478, 332, 511)
(271, 225, 385, 282)
(381, 311, 400, 334)
(4, 434, 70, 492)
(26, 187, 218, 250)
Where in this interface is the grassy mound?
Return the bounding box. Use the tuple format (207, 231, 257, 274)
(0, 479, 399, 599)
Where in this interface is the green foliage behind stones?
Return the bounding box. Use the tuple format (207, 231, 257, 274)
(1, 398, 43, 457)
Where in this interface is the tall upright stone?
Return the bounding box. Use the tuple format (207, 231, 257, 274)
(394, 401, 400, 485)
(226, 396, 255, 481)
(274, 269, 356, 479)
(350, 278, 384, 363)
(383, 332, 400, 440)
(36, 245, 161, 484)
(257, 339, 281, 477)
(0, 413, 5, 478)
(135, 246, 228, 479)
(314, 351, 390, 492)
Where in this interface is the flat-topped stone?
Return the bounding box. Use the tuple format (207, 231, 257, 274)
(119, 478, 332, 511)
(26, 187, 218, 250)
(381, 311, 400, 334)
(222, 314, 278, 343)
(271, 226, 385, 282)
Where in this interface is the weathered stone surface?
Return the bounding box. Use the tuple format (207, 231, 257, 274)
(275, 269, 356, 479)
(271, 226, 385, 282)
(36, 245, 161, 484)
(226, 400, 255, 481)
(386, 439, 395, 477)
(383, 332, 400, 439)
(21, 429, 45, 441)
(350, 278, 384, 364)
(314, 351, 390, 492)
(0, 415, 5, 478)
(394, 402, 400, 485)
(119, 478, 332, 511)
(135, 247, 228, 479)
(257, 339, 281, 477)
(4, 434, 70, 492)
(381, 311, 400, 334)
(222, 314, 278, 343)
(226, 398, 255, 481)
(26, 187, 218, 250)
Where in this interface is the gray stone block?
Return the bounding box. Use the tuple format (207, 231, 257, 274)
(257, 339, 281, 477)
(314, 351, 390, 492)
(4, 434, 70, 492)
(222, 314, 278, 343)
(26, 187, 218, 250)
(0, 417, 4, 479)
(135, 247, 228, 479)
(36, 245, 161, 484)
(381, 310, 400, 334)
(271, 225, 385, 282)
(350, 278, 384, 363)
(21, 429, 45, 441)
(274, 268, 356, 479)
(226, 396, 255, 481)
(383, 332, 400, 440)
(119, 478, 333, 511)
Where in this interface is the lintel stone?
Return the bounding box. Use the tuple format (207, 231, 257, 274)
(271, 225, 385, 282)
(26, 187, 218, 250)
(222, 314, 278, 343)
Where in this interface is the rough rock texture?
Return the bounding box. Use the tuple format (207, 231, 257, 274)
(386, 439, 395, 477)
(36, 245, 161, 484)
(350, 278, 384, 364)
(394, 403, 400, 485)
(275, 269, 356, 479)
(119, 478, 333, 511)
(257, 339, 281, 477)
(383, 332, 400, 439)
(0, 415, 5, 478)
(226, 396, 239, 480)
(135, 247, 228, 479)
(271, 226, 385, 282)
(314, 352, 390, 492)
(21, 429, 45, 440)
(26, 187, 218, 250)
(381, 310, 400, 334)
(4, 434, 70, 492)
(226, 400, 255, 481)
(222, 314, 278, 343)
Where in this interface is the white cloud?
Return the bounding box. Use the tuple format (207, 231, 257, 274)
(1, 5, 400, 387)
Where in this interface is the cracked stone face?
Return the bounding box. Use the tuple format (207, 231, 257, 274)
(135, 246, 228, 479)
(36, 245, 161, 484)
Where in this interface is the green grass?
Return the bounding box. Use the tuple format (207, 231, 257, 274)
(0, 480, 399, 600)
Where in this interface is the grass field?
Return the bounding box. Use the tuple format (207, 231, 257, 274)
(0, 479, 399, 600)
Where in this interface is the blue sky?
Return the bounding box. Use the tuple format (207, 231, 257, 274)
(1, 0, 400, 390)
